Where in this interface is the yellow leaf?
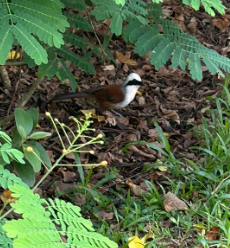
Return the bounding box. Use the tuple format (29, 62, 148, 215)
(136, 90, 142, 96)
(80, 109, 96, 116)
(155, 159, 167, 171)
(128, 236, 144, 248)
(95, 115, 105, 122)
(193, 224, 206, 230)
(141, 232, 155, 243)
(8, 51, 20, 60)
(116, 51, 138, 66)
(1, 190, 17, 203)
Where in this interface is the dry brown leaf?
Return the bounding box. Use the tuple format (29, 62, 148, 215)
(104, 110, 117, 126)
(160, 106, 180, 124)
(96, 211, 114, 220)
(164, 192, 188, 212)
(128, 145, 155, 159)
(75, 193, 86, 206)
(126, 179, 144, 197)
(116, 51, 138, 66)
(1, 190, 17, 203)
(212, 18, 229, 31)
(205, 226, 219, 240)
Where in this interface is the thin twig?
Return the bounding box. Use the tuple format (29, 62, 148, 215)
(211, 173, 230, 195)
(7, 71, 22, 116)
(85, 8, 107, 59)
(0, 77, 44, 126)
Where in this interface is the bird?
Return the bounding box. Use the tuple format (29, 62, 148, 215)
(53, 73, 144, 111)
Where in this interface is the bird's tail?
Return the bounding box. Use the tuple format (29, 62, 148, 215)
(53, 92, 88, 100)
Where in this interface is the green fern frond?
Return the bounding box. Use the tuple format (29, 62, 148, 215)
(66, 12, 92, 31)
(124, 15, 230, 80)
(62, 0, 86, 11)
(37, 0, 64, 11)
(182, 0, 225, 16)
(64, 32, 93, 51)
(3, 184, 118, 248)
(0, 165, 27, 189)
(57, 59, 78, 90)
(10, 0, 69, 32)
(58, 46, 95, 74)
(47, 198, 94, 232)
(147, 3, 163, 18)
(68, 229, 118, 248)
(11, 24, 48, 65)
(0, 27, 13, 65)
(0, 220, 13, 248)
(37, 53, 59, 79)
(12, 13, 64, 48)
(127, 0, 147, 15)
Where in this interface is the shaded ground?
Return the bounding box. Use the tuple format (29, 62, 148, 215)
(0, 1, 230, 246)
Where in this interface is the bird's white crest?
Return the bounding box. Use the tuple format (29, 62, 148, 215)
(125, 73, 141, 84)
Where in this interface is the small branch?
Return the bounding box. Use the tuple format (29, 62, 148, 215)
(85, 8, 107, 60)
(5, 61, 26, 66)
(211, 173, 230, 195)
(17, 77, 44, 108)
(0, 66, 11, 88)
(0, 77, 44, 126)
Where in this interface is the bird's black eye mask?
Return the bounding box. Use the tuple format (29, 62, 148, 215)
(126, 79, 144, 86)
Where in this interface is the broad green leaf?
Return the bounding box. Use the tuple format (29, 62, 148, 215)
(12, 127, 23, 148)
(23, 144, 41, 172)
(9, 149, 25, 164)
(29, 132, 51, 140)
(110, 13, 123, 36)
(0, 131, 11, 144)
(27, 108, 39, 129)
(35, 142, 52, 168)
(14, 161, 35, 187)
(14, 109, 33, 138)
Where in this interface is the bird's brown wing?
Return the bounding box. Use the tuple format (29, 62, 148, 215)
(90, 85, 125, 104)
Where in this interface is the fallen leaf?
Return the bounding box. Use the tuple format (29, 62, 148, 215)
(128, 236, 144, 248)
(96, 211, 114, 220)
(126, 179, 144, 197)
(212, 18, 229, 32)
(101, 64, 115, 71)
(1, 190, 17, 203)
(75, 193, 86, 206)
(205, 226, 219, 240)
(128, 145, 155, 159)
(164, 192, 188, 212)
(81, 109, 96, 116)
(8, 51, 20, 60)
(116, 51, 138, 66)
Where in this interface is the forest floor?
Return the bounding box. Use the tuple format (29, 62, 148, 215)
(1, 1, 230, 247)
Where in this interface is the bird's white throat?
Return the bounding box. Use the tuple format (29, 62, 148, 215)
(115, 85, 140, 109)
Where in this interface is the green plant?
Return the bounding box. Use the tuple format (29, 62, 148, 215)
(0, 0, 229, 91)
(0, 113, 118, 247)
(3, 108, 52, 187)
(0, 184, 118, 248)
(0, 130, 24, 166)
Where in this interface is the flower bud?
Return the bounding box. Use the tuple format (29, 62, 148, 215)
(100, 161, 108, 166)
(45, 112, 51, 117)
(89, 150, 95, 155)
(26, 147, 33, 152)
(97, 134, 103, 139)
(62, 149, 67, 154)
